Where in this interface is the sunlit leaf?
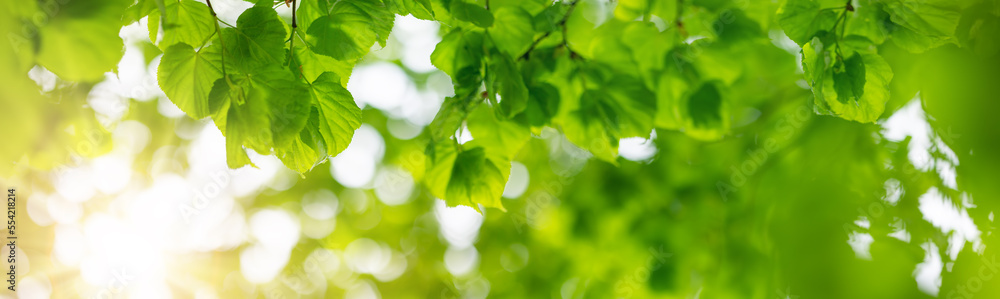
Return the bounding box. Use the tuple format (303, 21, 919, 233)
(157, 43, 223, 119)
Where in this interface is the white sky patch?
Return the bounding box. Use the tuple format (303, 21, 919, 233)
(348, 62, 416, 112)
(434, 200, 483, 249)
(374, 166, 416, 205)
(393, 15, 440, 73)
(881, 97, 934, 170)
(918, 188, 980, 258)
(914, 242, 943, 296)
(445, 245, 480, 277)
(876, 95, 978, 294)
(210, 0, 254, 26)
(302, 189, 339, 221)
(28, 65, 57, 92)
(769, 29, 801, 55)
(240, 243, 291, 283)
(330, 125, 385, 188)
(386, 117, 423, 140)
(345, 279, 381, 299)
(847, 232, 874, 260)
(345, 238, 392, 274)
(619, 130, 658, 162)
(888, 219, 911, 243)
(456, 126, 473, 145)
(502, 161, 530, 199)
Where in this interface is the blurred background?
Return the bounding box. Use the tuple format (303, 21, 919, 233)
(2, 0, 1000, 298)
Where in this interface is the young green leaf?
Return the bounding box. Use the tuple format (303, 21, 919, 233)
(832, 53, 867, 104)
(221, 5, 288, 72)
(431, 27, 487, 99)
(275, 110, 327, 173)
(802, 39, 894, 123)
(207, 66, 311, 167)
(35, 0, 127, 81)
(486, 53, 529, 118)
(157, 43, 224, 119)
(560, 89, 622, 164)
(309, 72, 363, 157)
(305, 0, 394, 61)
(467, 104, 530, 160)
(450, 0, 494, 28)
(777, 0, 842, 46)
(149, 0, 215, 49)
(384, 0, 435, 20)
(488, 7, 534, 57)
(425, 142, 509, 212)
(882, 0, 960, 39)
(208, 77, 271, 168)
(291, 33, 355, 86)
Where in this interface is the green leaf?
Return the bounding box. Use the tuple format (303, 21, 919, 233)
(488, 7, 534, 57)
(490, 0, 548, 14)
(221, 5, 288, 72)
(524, 82, 561, 127)
(605, 76, 657, 138)
(296, 0, 329, 30)
(832, 53, 867, 104)
(428, 96, 471, 142)
(425, 140, 457, 201)
(560, 89, 621, 164)
(306, 14, 371, 61)
(207, 66, 311, 166)
(467, 104, 530, 160)
(275, 136, 320, 173)
(532, 2, 569, 33)
(802, 39, 894, 123)
(123, 0, 158, 25)
(425, 142, 509, 212)
(487, 53, 529, 118)
(35, 1, 127, 81)
(264, 71, 312, 147)
(659, 78, 730, 141)
(845, 0, 892, 45)
(275, 110, 327, 173)
(150, 0, 215, 49)
(873, 0, 962, 53)
(138, 40, 163, 65)
(431, 28, 485, 85)
(157, 43, 224, 119)
(776, 0, 842, 46)
(883, 0, 960, 39)
(685, 83, 725, 131)
(653, 65, 689, 130)
(622, 21, 676, 82)
(558, 68, 657, 150)
(291, 33, 356, 85)
(309, 72, 363, 157)
(615, 0, 676, 21)
(305, 0, 394, 61)
(384, 0, 435, 20)
(577, 20, 634, 66)
(450, 0, 494, 28)
(208, 77, 271, 168)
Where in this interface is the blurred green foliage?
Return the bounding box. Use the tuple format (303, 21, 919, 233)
(2, 0, 1000, 298)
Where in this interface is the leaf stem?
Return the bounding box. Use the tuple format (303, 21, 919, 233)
(519, 0, 579, 61)
(831, 0, 852, 62)
(206, 0, 230, 79)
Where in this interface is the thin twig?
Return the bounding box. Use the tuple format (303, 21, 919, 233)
(519, 0, 579, 61)
(206, 0, 230, 79)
